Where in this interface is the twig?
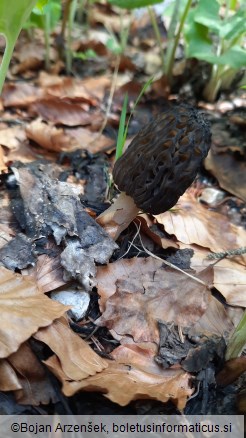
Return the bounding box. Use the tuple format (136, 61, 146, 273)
(134, 219, 212, 289)
(207, 247, 246, 260)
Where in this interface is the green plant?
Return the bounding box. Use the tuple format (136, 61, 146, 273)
(72, 48, 97, 60)
(226, 311, 246, 360)
(0, 0, 43, 94)
(164, 0, 192, 82)
(115, 76, 154, 161)
(108, 0, 163, 8)
(24, 0, 61, 70)
(184, 0, 246, 101)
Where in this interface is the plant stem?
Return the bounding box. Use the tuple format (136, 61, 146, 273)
(164, 0, 181, 75)
(148, 6, 165, 72)
(226, 311, 246, 360)
(66, 0, 77, 73)
(166, 0, 192, 83)
(0, 37, 15, 94)
(44, 12, 51, 70)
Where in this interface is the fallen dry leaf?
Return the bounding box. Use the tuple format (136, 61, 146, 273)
(0, 126, 26, 150)
(35, 316, 108, 381)
(205, 150, 246, 202)
(26, 119, 78, 152)
(26, 119, 114, 154)
(24, 242, 66, 293)
(8, 342, 58, 405)
(96, 257, 164, 311)
(216, 357, 246, 387)
(45, 348, 193, 409)
(0, 266, 68, 358)
(96, 259, 213, 343)
(156, 191, 246, 260)
(137, 214, 178, 249)
(2, 83, 42, 107)
(182, 245, 246, 307)
(39, 73, 110, 102)
(30, 99, 95, 126)
(0, 359, 22, 391)
(65, 127, 115, 154)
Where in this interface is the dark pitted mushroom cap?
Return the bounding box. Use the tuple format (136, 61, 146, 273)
(113, 103, 211, 215)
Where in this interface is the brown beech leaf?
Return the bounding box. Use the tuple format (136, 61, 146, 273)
(24, 241, 66, 293)
(0, 360, 22, 391)
(111, 344, 164, 374)
(0, 266, 69, 358)
(8, 342, 58, 405)
(65, 127, 115, 154)
(96, 257, 164, 311)
(183, 245, 246, 307)
(205, 150, 246, 202)
(46, 348, 193, 409)
(35, 316, 108, 380)
(96, 260, 213, 344)
(0, 126, 26, 149)
(38, 72, 107, 105)
(156, 191, 246, 260)
(2, 83, 42, 107)
(30, 99, 95, 126)
(216, 357, 246, 387)
(26, 119, 114, 154)
(26, 119, 78, 152)
(137, 214, 178, 249)
(13, 40, 45, 74)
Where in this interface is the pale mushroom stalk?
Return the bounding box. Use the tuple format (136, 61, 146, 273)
(97, 103, 212, 240)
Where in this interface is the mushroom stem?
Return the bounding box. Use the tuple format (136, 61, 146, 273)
(96, 192, 139, 240)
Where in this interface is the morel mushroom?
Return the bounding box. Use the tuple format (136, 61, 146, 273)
(97, 103, 211, 239)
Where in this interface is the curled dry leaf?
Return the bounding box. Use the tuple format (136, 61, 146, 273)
(38, 72, 108, 105)
(96, 257, 164, 311)
(216, 357, 246, 387)
(26, 119, 78, 152)
(25, 242, 66, 294)
(0, 360, 22, 391)
(35, 317, 108, 381)
(136, 214, 178, 249)
(0, 126, 26, 150)
(0, 266, 69, 359)
(184, 245, 246, 307)
(44, 347, 193, 409)
(96, 258, 213, 344)
(8, 342, 58, 406)
(205, 151, 246, 202)
(26, 119, 114, 154)
(30, 99, 95, 126)
(156, 191, 246, 262)
(2, 83, 42, 107)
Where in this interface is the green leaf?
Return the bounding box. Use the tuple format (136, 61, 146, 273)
(0, 0, 37, 93)
(162, 0, 188, 18)
(35, 0, 49, 10)
(108, 0, 163, 10)
(226, 311, 246, 359)
(73, 49, 97, 60)
(184, 10, 214, 61)
(115, 94, 128, 161)
(219, 9, 246, 40)
(193, 0, 221, 33)
(106, 37, 122, 55)
(25, 0, 61, 30)
(216, 46, 246, 69)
